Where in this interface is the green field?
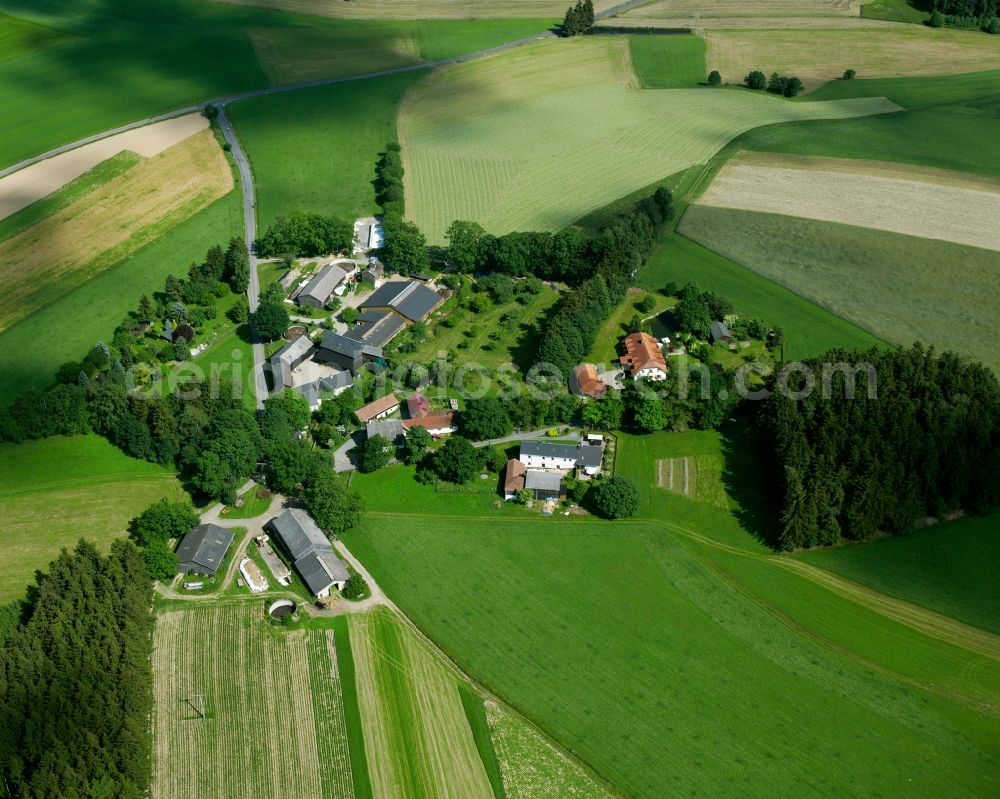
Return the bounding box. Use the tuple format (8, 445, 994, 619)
(0, 190, 243, 406)
(628, 33, 706, 88)
(861, 0, 929, 22)
(637, 232, 881, 361)
(0, 434, 183, 603)
(585, 287, 676, 366)
(192, 323, 258, 410)
(400, 36, 898, 241)
(342, 449, 1000, 797)
(0, 10, 75, 63)
(799, 511, 1000, 635)
(678, 206, 1000, 373)
(152, 603, 355, 799)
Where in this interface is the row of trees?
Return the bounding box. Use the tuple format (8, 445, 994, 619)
(446, 222, 593, 283)
(373, 143, 433, 275)
(254, 212, 354, 258)
(761, 344, 1000, 550)
(0, 540, 155, 797)
(536, 187, 675, 379)
(744, 70, 803, 97)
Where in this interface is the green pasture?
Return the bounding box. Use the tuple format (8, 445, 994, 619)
(228, 73, 422, 228)
(401, 37, 898, 241)
(0, 191, 242, 406)
(0, 434, 183, 603)
(192, 323, 258, 411)
(806, 68, 1000, 110)
(678, 206, 1000, 374)
(629, 34, 706, 88)
(0, 10, 76, 63)
(799, 511, 1000, 635)
(861, 0, 928, 22)
(637, 233, 880, 361)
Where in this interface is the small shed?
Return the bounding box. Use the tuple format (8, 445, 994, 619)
(710, 321, 732, 343)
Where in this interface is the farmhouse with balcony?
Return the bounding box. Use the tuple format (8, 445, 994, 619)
(619, 331, 668, 381)
(264, 509, 350, 598)
(175, 523, 234, 577)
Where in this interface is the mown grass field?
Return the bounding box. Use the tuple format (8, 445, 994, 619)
(0, 130, 232, 335)
(706, 27, 1000, 89)
(399, 37, 898, 241)
(0, 9, 76, 62)
(0, 434, 183, 603)
(628, 34, 706, 88)
(861, 0, 927, 22)
(349, 608, 494, 799)
(152, 603, 355, 799)
(678, 206, 1000, 373)
(798, 511, 1000, 635)
(343, 448, 1000, 798)
(619, 0, 860, 19)
(0, 189, 243, 406)
(637, 232, 881, 361)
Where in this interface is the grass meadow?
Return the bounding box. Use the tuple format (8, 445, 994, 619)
(798, 511, 1000, 635)
(0, 434, 183, 603)
(342, 462, 1000, 798)
(204, 0, 599, 19)
(399, 36, 898, 241)
(0, 10, 76, 63)
(628, 34, 706, 88)
(0, 190, 243, 406)
(637, 232, 880, 361)
(678, 206, 1000, 373)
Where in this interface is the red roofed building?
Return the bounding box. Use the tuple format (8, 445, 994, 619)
(402, 411, 456, 436)
(571, 363, 608, 398)
(619, 332, 667, 381)
(406, 393, 431, 418)
(503, 459, 526, 500)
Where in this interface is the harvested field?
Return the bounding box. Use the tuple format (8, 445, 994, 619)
(400, 37, 900, 241)
(152, 604, 354, 799)
(485, 701, 617, 799)
(210, 0, 610, 18)
(248, 26, 420, 84)
(705, 27, 1000, 89)
(678, 206, 1000, 374)
(697, 151, 1000, 252)
(0, 129, 231, 334)
(619, 0, 860, 18)
(0, 113, 209, 221)
(350, 609, 493, 799)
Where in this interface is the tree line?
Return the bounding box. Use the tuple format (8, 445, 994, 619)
(928, 0, 999, 31)
(561, 0, 595, 36)
(0, 540, 154, 798)
(536, 187, 675, 379)
(760, 344, 1000, 550)
(375, 143, 432, 276)
(254, 212, 354, 258)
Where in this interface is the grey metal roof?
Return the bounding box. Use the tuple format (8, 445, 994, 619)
(320, 331, 364, 357)
(710, 321, 731, 340)
(366, 418, 405, 441)
(520, 441, 580, 460)
(344, 311, 405, 347)
(525, 470, 563, 492)
(266, 508, 329, 562)
(296, 550, 349, 595)
(175, 524, 234, 574)
(357, 309, 386, 324)
(576, 444, 603, 468)
(270, 336, 315, 392)
(361, 281, 442, 322)
(299, 265, 347, 306)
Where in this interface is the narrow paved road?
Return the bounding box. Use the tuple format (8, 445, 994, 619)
(0, 0, 652, 180)
(472, 426, 579, 448)
(216, 107, 268, 410)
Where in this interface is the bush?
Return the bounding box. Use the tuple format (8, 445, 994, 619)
(989, 16, 1000, 33)
(341, 572, 368, 600)
(744, 70, 766, 90)
(707, 70, 721, 86)
(591, 476, 640, 519)
(929, 9, 944, 26)
(842, 68, 856, 80)
(253, 300, 289, 342)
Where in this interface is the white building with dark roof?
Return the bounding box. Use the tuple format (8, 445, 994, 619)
(519, 441, 604, 476)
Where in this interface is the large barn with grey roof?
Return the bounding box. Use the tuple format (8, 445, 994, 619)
(360, 280, 443, 323)
(175, 524, 234, 577)
(264, 509, 350, 598)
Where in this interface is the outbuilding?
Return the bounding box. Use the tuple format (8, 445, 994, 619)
(175, 524, 234, 577)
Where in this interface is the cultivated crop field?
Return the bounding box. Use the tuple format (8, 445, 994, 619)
(152, 603, 355, 799)
(0, 10, 75, 64)
(0, 130, 232, 335)
(697, 151, 1000, 251)
(399, 37, 899, 241)
(678, 205, 1000, 373)
(706, 27, 1000, 88)
(349, 608, 494, 799)
(0, 434, 183, 603)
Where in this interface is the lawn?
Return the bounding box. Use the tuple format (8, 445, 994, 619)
(0, 129, 232, 335)
(220, 484, 272, 518)
(861, 0, 928, 22)
(628, 34, 706, 88)
(348, 608, 494, 799)
(342, 509, 1000, 798)
(677, 206, 1000, 373)
(192, 323, 258, 410)
(0, 190, 243, 406)
(636, 232, 881, 362)
(228, 72, 422, 228)
(399, 36, 898, 241)
(798, 511, 1000, 635)
(151, 603, 355, 799)
(0, 10, 76, 63)
(705, 27, 1000, 90)
(0, 434, 183, 603)
(584, 287, 676, 366)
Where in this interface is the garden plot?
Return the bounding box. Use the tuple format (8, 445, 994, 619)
(657, 457, 697, 499)
(399, 37, 899, 241)
(697, 151, 1000, 252)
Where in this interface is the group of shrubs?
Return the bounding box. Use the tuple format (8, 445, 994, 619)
(743, 70, 804, 97)
(927, 0, 1000, 32)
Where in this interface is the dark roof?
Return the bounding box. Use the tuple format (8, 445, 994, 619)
(357, 309, 387, 325)
(175, 524, 234, 574)
(266, 509, 329, 562)
(299, 264, 347, 305)
(361, 281, 442, 322)
(520, 441, 580, 460)
(295, 371, 353, 408)
(710, 321, 732, 340)
(366, 418, 405, 441)
(525, 470, 563, 492)
(344, 310, 405, 347)
(576, 444, 603, 468)
(296, 550, 349, 595)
